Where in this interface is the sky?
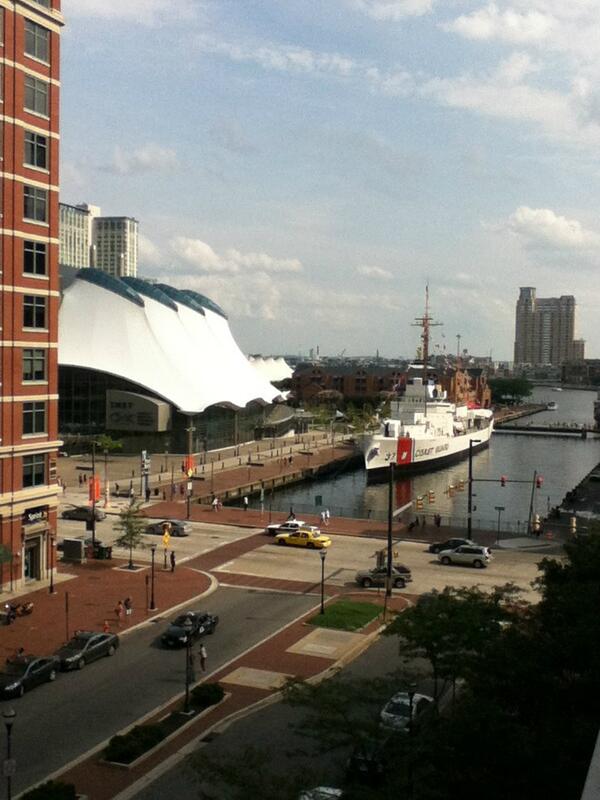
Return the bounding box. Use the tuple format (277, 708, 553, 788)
(60, 0, 600, 360)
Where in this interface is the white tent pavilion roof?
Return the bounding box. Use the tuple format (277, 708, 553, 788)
(248, 355, 293, 384)
(59, 270, 282, 414)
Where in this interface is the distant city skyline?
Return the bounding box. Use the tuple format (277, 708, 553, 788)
(60, 1, 600, 359)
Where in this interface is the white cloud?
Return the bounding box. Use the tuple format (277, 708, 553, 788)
(444, 4, 555, 44)
(138, 234, 163, 267)
(170, 237, 303, 275)
(356, 265, 394, 280)
(353, 0, 437, 20)
(108, 144, 179, 176)
(63, 0, 198, 25)
(504, 206, 600, 249)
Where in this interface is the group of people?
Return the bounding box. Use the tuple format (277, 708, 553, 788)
(319, 509, 331, 526)
(112, 596, 134, 628)
(211, 496, 223, 511)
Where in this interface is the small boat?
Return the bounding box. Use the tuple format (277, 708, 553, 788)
(546, 401, 558, 411)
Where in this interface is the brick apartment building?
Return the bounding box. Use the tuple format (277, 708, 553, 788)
(0, 0, 63, 590)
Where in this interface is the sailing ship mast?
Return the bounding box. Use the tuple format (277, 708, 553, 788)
(413, 286, 442, 414)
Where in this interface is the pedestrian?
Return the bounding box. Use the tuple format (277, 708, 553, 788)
(181, 461, 185, 473)
(288, 455, 293, 465)
(212, 496, 219, 512)
(288, 508, 296, 521)
(320, 510, 326, 526)
(103, 619, 110, 633)
(199, 643, 207, 672)
(434, 513, 441, 528)
(243, 495, 249, 512)
(83, 473, 87, 483)
(145, 486, 151, 503)
(78, 473, 83, 486)
(124, 596, 133, 618)
(325, 508, 330, 526)
(129, 486, 134, 501)
(115, 600, 124, 627)
(170, 550, 176, 572)
(115, 482, 120, 495)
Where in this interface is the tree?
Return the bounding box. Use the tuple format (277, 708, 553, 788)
(488, 377, 532, 404)
(112, 502, 146, 569)
(94, 434, 123, 453)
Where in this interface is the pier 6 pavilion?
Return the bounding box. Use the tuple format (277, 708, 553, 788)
(58, 268, 289, 452)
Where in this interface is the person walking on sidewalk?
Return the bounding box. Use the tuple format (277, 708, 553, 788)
(170, 550, 176, 572)
(124, 596, 133, 618)
(325, 508, 330, 526)
(199, 643, 207, 672)
(243, 496, 249, 512)
(115, 600, 124, 627)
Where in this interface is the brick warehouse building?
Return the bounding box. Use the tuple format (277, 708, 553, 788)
(0, 0, 63, 590)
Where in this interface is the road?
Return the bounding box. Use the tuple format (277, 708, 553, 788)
(10, 587, 317, 795)
(134, 634, 419, 799)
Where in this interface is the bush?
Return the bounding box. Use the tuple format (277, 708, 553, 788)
(22, 781, 77, 800)
(104, 723, 165, 764)
(190, 682, 225, 709)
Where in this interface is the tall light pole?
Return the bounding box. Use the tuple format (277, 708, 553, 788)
(386, 460, 395, 597)
(48, 536, 56, 594)
(319, 548, 327, 615)
(149, 543, 157, 610)
(3, 708, 16, 800)
(182, 617, 194, 713)
(467, 439, 481, 540)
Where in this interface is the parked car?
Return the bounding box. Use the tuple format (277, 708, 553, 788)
(0, 655, 60, 698)
(438, 545, 492, 568)
(380, 691, 434, 731)
(275, 529, 331, 549)
(55, 631, 119, 670)
(428, 537, 475, 554)
(61, 505, 106, 522)
(298, 789, 344, 800)
(355, 566, 411, 589)
(265, 520, 308, 535)
(146, 519, 191, 537)
(161, 611, 219, 647)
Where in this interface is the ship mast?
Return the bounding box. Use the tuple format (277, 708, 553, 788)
(413, 286, 442, 413)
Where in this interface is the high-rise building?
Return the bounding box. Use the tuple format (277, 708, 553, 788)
(93, 216, 138, 277)
(0, 0, 64, 590)
(59, 203, 137, 277)
(514, 287, 578, 366)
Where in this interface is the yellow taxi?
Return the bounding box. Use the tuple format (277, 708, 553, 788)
(275, 528, 331, 549)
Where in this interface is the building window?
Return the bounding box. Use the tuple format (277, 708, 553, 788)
(30, 0, 51, 6)
(25, 20, 49, 63)
(24, 186, 47, 222)
(23, 240, 47, 275)
(24, 75, 49, 116)
(23, 454, 45, 487)
(23, 295, 46, 328)
(24, 131, 47, 169)
(23, 349, 46, 382)
(23, 401, 46, 434)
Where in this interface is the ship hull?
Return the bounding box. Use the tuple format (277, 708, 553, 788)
(363, 424, 493, 482)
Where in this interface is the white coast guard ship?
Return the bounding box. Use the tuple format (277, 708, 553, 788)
(362, 369, 493, 477)
(362, 290, 493, 478)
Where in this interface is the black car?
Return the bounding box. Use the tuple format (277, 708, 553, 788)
(0, 655, 60, 698)
(161, 611, 219, 648)
(55, 631, 119, 670)
(146, 520, 191, 537)
(61, 506, 106, 522)
(428, 538, 475, 554)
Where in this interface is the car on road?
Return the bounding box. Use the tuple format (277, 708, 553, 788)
(61, 505, 106, 522)
(55, 631, 119, 670)
(355, 566, 411, 589)
(298, 789, 344, 800)
(380, 691, 434, 731)
(161, 611, 219, 647)
(275, 529, 331, 549)
(438, 545, 492, 569)
(265, 519, 308, 535)
(428, 537, 475, 554)
(145, 519, 191, 537)
(0, 655, 60, 698)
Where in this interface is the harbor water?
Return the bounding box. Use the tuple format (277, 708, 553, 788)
(262, 388, 600, 532)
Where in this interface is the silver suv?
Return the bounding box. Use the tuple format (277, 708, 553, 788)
(438, 545, 492, 569)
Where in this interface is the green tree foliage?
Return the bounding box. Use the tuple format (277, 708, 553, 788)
(95, 434, 123, 452)
(112, 502, 146, 569)
(488, 377, 533, 404)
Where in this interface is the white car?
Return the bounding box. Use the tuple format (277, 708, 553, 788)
(438, 544, 492, 569)
(265, 519, 307, 536)
(298, 789, 344, 800)
(380, 691, 434, 731)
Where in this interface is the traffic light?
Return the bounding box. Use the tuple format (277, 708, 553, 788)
(533, 514, 541, 533)
(458, 480, 465, 491)
(500, 475, 507, 487)
(570, 516, 577, 534)
(428, 490, 435, 504)
(416, 495, 424, 510)
(536, 475, 544, 489)
(448, 484, 455, 496)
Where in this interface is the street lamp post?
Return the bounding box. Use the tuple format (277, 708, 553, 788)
(467, 439, 481, 540)
(319, 548, 327, 615)
(3, 708, 16, 800)
(149, 543, 157, 610)
(386, 460, 395, 597)
(182, 617, 195, 713)
(48, 536, 56, 594)
(494, 506, 505, 545)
